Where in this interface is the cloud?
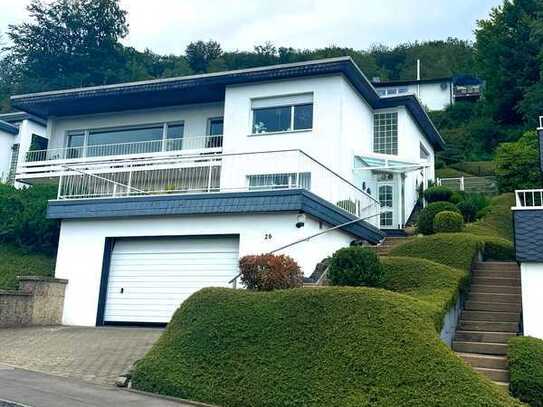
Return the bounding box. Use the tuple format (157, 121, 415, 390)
(1, 0, 502, 54)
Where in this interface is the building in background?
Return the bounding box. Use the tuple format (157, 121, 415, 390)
(0, 112, 47, 186)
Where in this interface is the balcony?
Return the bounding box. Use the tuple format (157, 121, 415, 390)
(52, 149, 381, 228)
(18, 135, 223, 182)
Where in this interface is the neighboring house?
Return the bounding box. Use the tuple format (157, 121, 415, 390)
(0, 112, 47, 186)
(372, 75, 483, 111)
(11, 57, 444, 327)
(512, 116, 543, 340)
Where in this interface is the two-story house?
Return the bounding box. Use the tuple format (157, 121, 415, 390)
(0, 112, 47, 185)
(11, 57, 444, 326)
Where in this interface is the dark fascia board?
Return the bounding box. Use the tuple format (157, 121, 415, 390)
(10, 57, 443, 150)
(47, 189, 384, 244)
(372, 77, 452, 87)
(0, 111, 47, 127)
(0, 119, 18, 135)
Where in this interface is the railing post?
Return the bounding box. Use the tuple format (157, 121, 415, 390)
(207, 160, 213, 192)
(460, 176, 465, 191)
(57, 174, 63, 200)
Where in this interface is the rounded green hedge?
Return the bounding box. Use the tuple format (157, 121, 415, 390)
(434, 211, 464, 233)
(327, 246, 384, 287)
(482, 237, 515, 261)
(509, 336, 543, 407)
(456, 200, 478, 222)
(423, 186, 454, 203)
(416, 201, 461, 235)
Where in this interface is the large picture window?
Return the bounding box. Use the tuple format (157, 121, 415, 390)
(373, 112, 398, 155)
(251, 94, 313, 134)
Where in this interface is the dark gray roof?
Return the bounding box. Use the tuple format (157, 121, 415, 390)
(514, 209, 543, 262)
(47, 189, 384, 244)
(0, 119, 18, 135)
(11, 57, 444, 150)
(0, 111, 47, 126)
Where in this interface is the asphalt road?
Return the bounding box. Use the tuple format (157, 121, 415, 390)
(0, 364, 191, 407)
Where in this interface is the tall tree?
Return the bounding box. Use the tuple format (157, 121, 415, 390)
(475, 0, 543, 125)
(185, 40, 222, 73)
(5, 0, 129, 92)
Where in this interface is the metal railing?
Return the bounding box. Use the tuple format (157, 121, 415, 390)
(437, 176, 497, 194)
(56, 149, 381, 226)
(515, 189, 543, 208)
(25, 135, 223, 163)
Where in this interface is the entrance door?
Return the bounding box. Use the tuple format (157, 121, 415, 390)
(378, 183, 395, 229)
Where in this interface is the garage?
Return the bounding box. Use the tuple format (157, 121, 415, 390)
(102, 236, 240, 324)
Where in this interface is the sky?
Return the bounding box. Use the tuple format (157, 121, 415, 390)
(0, 0, 503, 54)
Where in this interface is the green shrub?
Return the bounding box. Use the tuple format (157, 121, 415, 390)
(451, 161, 496, 177)
(482, 237, 515, 261)
(327, 246, 384, 287)
(239, 254, 302, 291)
(423, 186, 454, 203)
(457, 200, 478, 222)
(450, 191, 465, 204)
(509, 336, 543, 407)
(132, 287, 522, 407)
(416, 201, 460, 235)
(433, 211, 464, 233)
(0, 183, 59, 255)
(465, 194, 515, 241)
(476, 207, 492, 220)
(389, 233, 483, 272)
(0, 244, 55, 290)
(381, 257, 469, 329)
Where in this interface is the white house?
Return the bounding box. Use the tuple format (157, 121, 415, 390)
(512, 116, 543, 340)
(0, 112, 47, 185)
(372, 75, 483, 111)
(11, 57, 444, 327)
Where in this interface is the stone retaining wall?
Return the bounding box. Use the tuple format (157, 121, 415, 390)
(0, 276, 67, 328)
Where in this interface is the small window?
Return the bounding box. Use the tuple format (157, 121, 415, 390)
(373, 112, 398, 155)
(30, 134, 48, 151)
(251, 95, 313, 134)
(248, 172, 311, 191)
(208, 118, 223, 136)
(420, 143, 430, 160)
(293, 104, 313, 130)
(376, 89, 386, 96)
(253, 106, 291, 133)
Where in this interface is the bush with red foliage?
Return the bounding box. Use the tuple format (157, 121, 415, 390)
(239, 254, 303, 291)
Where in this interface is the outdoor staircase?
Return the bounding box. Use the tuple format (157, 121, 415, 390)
(370, 236, 409, 256)
(453, 261, 522, 389)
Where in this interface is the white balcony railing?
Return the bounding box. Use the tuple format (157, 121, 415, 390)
(55, 149, 381, 227)
(25, 135, 223, 163)
(515, 189, 543, 209)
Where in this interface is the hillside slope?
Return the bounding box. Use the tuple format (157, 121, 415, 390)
(0, 244, 55, 290)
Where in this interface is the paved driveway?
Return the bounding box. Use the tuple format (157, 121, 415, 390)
(0, 326, 162, 385)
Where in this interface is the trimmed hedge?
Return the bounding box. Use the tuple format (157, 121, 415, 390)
(434, 211, 464, 233)
(509, 336, 543, 406)
(239, 254, 302, 291)
(457, 200, 478, 222)
(132, 287, 522, 407)
(381, 256, 469, 329)
(423, 186, 454, 203)
(389, 233, 483, 272)
(482, 237, 515, 261)
(465, 193, 515, 241)
(327, 246, 384, 287)
(0, 244, 55, 290)
(416, 201, 460, 235)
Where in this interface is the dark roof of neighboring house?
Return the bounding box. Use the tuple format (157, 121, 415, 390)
(10, 57, 444, 150)
(372, 77, 453, 87)
(47, 189, 385, 244)
(0, 111, 47, 126)
(0, 119, 19, 135)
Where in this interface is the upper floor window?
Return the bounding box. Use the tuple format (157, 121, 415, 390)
(377, 87, 409, 97)
(373, 112, 398, 155)
(208, 117, 223, 136)
(251, 93, 313, 134)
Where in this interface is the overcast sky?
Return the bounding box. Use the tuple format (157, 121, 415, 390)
(0, 0, 503, 54)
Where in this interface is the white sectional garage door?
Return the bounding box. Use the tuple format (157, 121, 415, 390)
(103, 236, 239, 324)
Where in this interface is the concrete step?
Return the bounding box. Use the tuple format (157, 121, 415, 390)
(464, 301, 522, 313)
(474, 367, 510, 382)
(471, 277, 521, 287)
(470, 284, 521, 295)
(452, 341, 508, 355)
(454, 330, 515, 344)
(458, 320, 519, 333)
(456, 352, 508, 370)
(495, 382, 510, 390)
(472, 270, 520, 279)
(461, 310, 520, 323)
(467, 292, 522, 304)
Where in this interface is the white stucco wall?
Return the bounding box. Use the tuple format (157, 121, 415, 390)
(55, 212, 354, 326)
(415, 82, 453, 111)
(520, 262, 543, 339)
(0, 130, 15, 182)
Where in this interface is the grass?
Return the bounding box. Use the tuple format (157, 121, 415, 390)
(381, 256, 469, 329)
(436, 167, 472, 178)
(465, 193, 515, 241)
(132, 287, 522, 407)
(508, 336, 543, 407)
(451, 161, 496, 177)
(0, 244, 55, 290)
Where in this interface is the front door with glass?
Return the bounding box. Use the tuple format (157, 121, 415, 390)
(378, 182, 395, 229)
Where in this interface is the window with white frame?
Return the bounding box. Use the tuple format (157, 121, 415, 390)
(247, 172, 311, 191)
(376, 87, 409, 97)
(420, 143, 430, 160)
(373, 112, 398, 155)
(251, 94, 313, 134)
